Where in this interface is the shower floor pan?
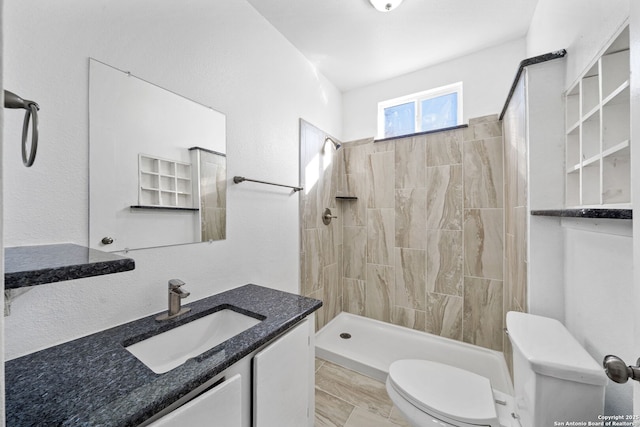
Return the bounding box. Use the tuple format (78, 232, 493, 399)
(315, 312, 513, 395)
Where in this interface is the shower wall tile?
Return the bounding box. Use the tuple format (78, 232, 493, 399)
(367, 151, 395, 208)
(302, 229, 322, 295)
(468, 114, 500, 125)
(463, 136, 504, 208)
(343, 144, 371, 175)
(344, 278, 366, 316)
(201, 207, 226, 241)
(319, 224, 337, 267)
(502, 78, 528, 357)
(426, 165, 463, 230)
(394, 248, 426, 310)
(301, 185, 320, 230)
(504, 234, 517, 314)
(514, 206, 527, 310)
(392, 306, 426, 331)
(367, 209, 395, 266)
(343, 174, 367, 227)
(464, 114, 502, 140)
(395, 136, 426, 189)
(308, 288, 325, 331)
(463, 277, 504, 351)
(372, 139, 395, 153)
(323, 263, 341, 324)
(426, 128, 463, 167)
(344, 226, 367, 280)
(365, 264, 394, 322)
(426, 230, 463, 297)
(395, 188, 427, 249)
(464, 208, 503, 280)
(425, 293, 463, 341)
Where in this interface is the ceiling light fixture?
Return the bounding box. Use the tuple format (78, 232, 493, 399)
(369, 0, 404, 12)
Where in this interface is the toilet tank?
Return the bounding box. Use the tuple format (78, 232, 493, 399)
(506, 312, 607, 427)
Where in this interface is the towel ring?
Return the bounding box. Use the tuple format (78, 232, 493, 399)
(4, 90, 39, 167)
(21, 103, 39, 167)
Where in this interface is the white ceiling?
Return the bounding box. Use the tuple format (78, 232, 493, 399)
(246, 0, 539, 92)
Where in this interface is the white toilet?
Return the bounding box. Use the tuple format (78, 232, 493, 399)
(386, 311, 607, 427)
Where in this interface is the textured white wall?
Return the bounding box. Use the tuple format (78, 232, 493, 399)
(3, 0, 341, 359)
(527, 0, 633, 416)
(527, 0, 630, 87)
(629, 0, 640, 415)
(341, 38, 526, 141)
(0, 0, 5, 422)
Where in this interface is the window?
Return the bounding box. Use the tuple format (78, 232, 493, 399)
(378, 82, 463, 139)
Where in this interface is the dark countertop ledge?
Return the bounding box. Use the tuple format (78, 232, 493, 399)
(5, 284, 322, 426)
(531, 208, 632, 220)
(5, 243, 135, 289)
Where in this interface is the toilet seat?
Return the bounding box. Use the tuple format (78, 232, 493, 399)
(388, 359, 502, 427)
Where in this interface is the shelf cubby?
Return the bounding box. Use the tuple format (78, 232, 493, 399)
(564, 25, 630, 208)
(138, 154, 194, 209)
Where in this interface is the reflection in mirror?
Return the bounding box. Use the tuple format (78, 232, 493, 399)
(89, 59, 226, 252)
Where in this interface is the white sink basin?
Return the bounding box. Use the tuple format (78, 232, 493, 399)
(126, 309, 262, 374)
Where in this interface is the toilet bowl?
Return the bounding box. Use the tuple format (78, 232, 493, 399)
(386, 312, 607, 427)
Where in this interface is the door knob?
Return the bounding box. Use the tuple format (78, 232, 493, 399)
(603, 355, 640, 383)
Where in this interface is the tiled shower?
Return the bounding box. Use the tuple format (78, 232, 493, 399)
(301, 114, 517, 353)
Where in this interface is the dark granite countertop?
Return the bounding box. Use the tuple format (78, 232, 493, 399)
(5, 243, 135, 289)
(6, 284, 322, 426)
(531, 208, 632, 219)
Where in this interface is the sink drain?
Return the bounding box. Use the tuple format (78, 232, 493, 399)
(339, 332, 352, 339)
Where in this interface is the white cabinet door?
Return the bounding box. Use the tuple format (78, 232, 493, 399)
(149, 374, 242, 427)
(253, 319, 311, 427)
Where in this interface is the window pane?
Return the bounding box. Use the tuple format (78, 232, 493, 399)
(384, 102, 415, 138)
(421, 93, 457, 132)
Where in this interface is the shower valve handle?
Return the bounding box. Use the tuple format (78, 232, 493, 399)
(322, 208, 338, 225)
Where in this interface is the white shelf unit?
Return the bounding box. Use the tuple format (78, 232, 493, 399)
(565, 26, 630, 208)
(138, 154, 194, 208)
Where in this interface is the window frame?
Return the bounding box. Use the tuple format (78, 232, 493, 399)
(377, 81, 463, 139)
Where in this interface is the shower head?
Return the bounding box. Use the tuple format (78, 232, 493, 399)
(324, 136, 342, 151)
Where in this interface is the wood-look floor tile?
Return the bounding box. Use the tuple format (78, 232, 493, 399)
(389, 406, 411, 426)
(315, 388, 355, 427)
(344, 407, 397, 427)
(316, 361, 393, 418)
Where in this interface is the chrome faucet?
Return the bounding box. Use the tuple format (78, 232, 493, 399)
(156, 279, 192, 321)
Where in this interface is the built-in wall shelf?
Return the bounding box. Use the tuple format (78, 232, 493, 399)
(336, 196, 358, 201)
(5, 243, 135, 289)
(531, 209, 632, 220)
(138, 154, 194, 209)
(565, 26, 630, 207)
(130, 205, 199, 211)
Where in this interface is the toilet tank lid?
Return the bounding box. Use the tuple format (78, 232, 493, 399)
(506, 312, 607, 386)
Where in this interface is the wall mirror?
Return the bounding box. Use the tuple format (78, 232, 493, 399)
(89, 59, 226, 252)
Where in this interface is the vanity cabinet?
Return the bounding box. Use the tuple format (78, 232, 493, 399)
(141, 315, 315, 427)
(148, 375, 242, 427)
(253, 318, 314, 427)
(565, 26, 630, 207)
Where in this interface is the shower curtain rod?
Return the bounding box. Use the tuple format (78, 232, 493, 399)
(233, 176, 303, 192)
